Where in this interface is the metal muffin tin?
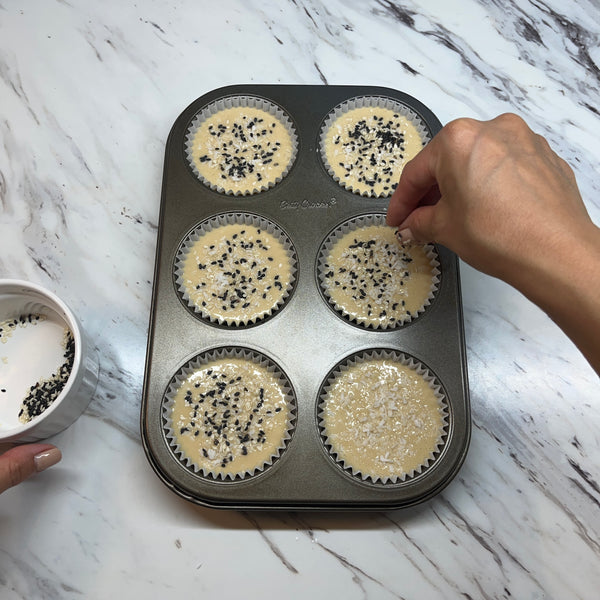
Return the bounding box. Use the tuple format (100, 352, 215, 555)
(141, 84, 470, 510)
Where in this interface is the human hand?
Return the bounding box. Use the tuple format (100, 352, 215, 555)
(387, 113, 600, 374)
(386, 113, 594, 284)
(0, 443, 62, 494)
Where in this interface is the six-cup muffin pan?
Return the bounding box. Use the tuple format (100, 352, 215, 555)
(141, 84, 471, 510)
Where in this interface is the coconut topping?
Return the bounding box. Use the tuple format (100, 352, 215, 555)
(322, 224, 436, 327)
(323, 106, 425, 197)
(321, 358, 445, 481)
(181, 222, 293, 325)
(169, 357, 290, 477)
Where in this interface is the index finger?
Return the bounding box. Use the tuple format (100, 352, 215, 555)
(386, 133, 441, 226)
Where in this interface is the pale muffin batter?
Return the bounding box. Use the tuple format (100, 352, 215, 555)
(323, 106, 425, 197)
(170, 357, 291, 478)
(181, 223, 293, 325)
(322, 224, 436, 327)
(188, 106, 295, 194)
(321, 358, 445, 481)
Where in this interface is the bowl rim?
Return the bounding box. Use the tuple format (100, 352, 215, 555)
(0, 279, 83, 439)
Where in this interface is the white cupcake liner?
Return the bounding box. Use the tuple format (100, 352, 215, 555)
(162, 347, 297, 481)
(185, 96, 298, 196)
(318, 349, 449, 485)
(174, 212, 298, 327)
(319, 96, 431, 198)
(317, 213, 440, 329)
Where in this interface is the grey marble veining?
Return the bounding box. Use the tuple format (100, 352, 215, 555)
(0, 1, 599, 598)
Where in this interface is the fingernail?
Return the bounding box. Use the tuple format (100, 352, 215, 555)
(34, 448, 62, 472)
(397, 228, 413, 242)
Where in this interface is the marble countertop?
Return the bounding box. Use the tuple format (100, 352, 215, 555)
(1, 0, 599, 598)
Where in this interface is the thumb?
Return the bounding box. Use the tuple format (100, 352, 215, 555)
(397, 204, 439, 244)
(0, 444, 62, 494)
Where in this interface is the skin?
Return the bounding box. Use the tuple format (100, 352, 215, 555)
(387, 113, 600, 375)
(0, 443, 62, 494)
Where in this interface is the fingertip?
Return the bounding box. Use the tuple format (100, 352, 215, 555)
(386, 144, 439, 225)
(396, 228, 414, 243)
(34, 447, 62, 472)
(386, 193, 403, 226)
(0, 443, 61, 493)
(397, 204, 438, 244)
(386, 177, 414, 225)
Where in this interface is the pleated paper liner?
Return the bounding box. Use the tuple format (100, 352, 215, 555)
(174, 212, 298, 327)
(162, 346, 297, 482)
(317, 213, 440, 330)
(318, 349, 449, 485)
(185, 95, 298, 196)
(319, 95, 431, 198)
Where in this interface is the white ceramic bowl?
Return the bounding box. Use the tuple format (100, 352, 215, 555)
(0, 280, 98, 443)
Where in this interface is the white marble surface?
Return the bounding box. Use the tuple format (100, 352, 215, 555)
(1, 0, 599, 597)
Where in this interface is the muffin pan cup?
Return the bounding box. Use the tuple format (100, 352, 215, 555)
(185, 95, 299, 195)
(319, 96, 431, 198)
(316, 213, 441, 329)
(141, 84, 470, 510)
(162, 346, 297, 480)
(174, 212, 298, 326)
(318, 349, 449, 484)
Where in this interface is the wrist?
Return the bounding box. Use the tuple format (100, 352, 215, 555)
(507, 221, 600, 373)
(493, 218, 598, 296)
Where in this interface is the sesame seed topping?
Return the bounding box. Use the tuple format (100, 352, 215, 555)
(182, 222, 293, 325)
(324, 106, 426, 197)
(323, 224, 435, 327)
(190, 105, 294, 194)
(170, 357, 290, 477)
